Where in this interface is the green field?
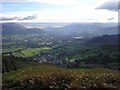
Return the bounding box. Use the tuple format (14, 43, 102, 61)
(3, 64, 120, 89)
(2, 48, 23, 53)
(3, 47, 52, 57)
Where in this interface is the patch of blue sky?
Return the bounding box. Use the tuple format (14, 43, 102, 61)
(2, 2, 66, 12)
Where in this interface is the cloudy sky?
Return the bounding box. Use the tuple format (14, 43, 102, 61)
(1, 0, 119, 23)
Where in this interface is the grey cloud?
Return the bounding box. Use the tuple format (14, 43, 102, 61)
(1, 14, 37, 21)
(1, 17, 17, 21)
(82, 19, 98, 20)
(18, 14, 37, 20)
(96, 1, 119, 11)
(107, 17, 114, 20)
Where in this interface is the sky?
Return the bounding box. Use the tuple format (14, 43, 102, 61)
(0, 0, 119, 23)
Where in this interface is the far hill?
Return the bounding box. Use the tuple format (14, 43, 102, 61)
(2, 23, 27, 35)
(44, 22, 118, 38)
(2, 23, 44, 35)
(88, 34, 119, 44)
(2, 22, 118, 37)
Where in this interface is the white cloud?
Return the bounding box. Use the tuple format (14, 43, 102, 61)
(1, 0, 118, 23)
(1, 7, 117, 23)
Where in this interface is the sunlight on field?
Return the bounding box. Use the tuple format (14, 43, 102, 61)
(3, 47, 52, 57)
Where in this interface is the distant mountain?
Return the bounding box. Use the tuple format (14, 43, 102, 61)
(88, 34, 119, 44)
(2, 23, 27, 35)
(62, 23, 118, 35)
(44, 22, 118, 37)
(27, 28, 44, 34)
(2, 23, 43, 35)
(98, 26, 118, 35)
(2, 22, 118, 37)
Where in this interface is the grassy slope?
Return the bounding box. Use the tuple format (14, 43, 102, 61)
(2, 64, 120, 89)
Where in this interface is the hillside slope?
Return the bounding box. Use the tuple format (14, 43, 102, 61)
(3, 64, 120, 89)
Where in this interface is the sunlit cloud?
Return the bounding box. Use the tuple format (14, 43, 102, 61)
(1, 0, 118, 23)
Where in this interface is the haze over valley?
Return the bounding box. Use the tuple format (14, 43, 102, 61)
(1, 0, 120, 89)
